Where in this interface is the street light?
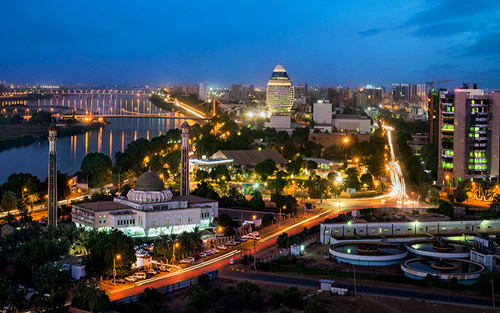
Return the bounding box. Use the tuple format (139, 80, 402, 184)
(336, 175, 343, 214)
(172, 242, 180, 263)
(113, 254, 121, 285)
(279, 206, 286, 228)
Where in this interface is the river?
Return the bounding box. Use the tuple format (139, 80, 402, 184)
(0, 93, 190, 182)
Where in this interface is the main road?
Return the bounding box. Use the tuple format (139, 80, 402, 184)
(105, 196, 417, 301)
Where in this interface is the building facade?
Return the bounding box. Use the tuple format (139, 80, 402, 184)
(72, 171, 218, 237)
(438, 85, 500, 185)
(266, 64, 295, 115)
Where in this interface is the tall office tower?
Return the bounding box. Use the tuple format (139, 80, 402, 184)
(266, 64, 295, 115)
(438, 84, 500, 185)
(180, 121, 190, 196)
(199, 81, 207, 101)
(392, 83, 401, 102)
(428, 88, 440, 145)
(401, 83, 410, 102)
(410, 84, 419, 103)
(48, 123, 58, 227)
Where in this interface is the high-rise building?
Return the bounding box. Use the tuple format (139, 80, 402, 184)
(392, 83, 401, 102)
(401, 84, 410, 102)
(438, 84, 500, 185)
(198, 82, 207, 101)
(48, 123, 58, 227)
(229, 84, 255, 102)
(180, 121, 190, 196)
(428, 88, 440, 145)
(266, 64, 295, 115)
(294, 83, 307, 99)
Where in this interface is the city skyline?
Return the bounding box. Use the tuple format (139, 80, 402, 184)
(1, 0, 499, 88)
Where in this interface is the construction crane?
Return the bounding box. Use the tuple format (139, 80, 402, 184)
(425, 77, 453, 89)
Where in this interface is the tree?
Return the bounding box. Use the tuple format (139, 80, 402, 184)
(437, 201, 454, 218)
(16, 238, 64, 282)
(80, 153, 113, 188)
(28, 110, 52, 125)
(248, 190, 265, 210)
(72, 281, 111, 313)
(86, 229, 135, 277)
(71, 230, 91, 255)
(195, 169, 210, 181)
(360, 173, 373, 188)
(1, 191, 17, 213)
(255, 158, 276, 181)
(142, 287, 164, 312)
(32, 262, 69, 312)
(453, 188, 468, 203)
(277, 232, 290, 248)
(344, 172, 361, 190)
(165, 150, 181, 174)
(286, 156, 303, 175)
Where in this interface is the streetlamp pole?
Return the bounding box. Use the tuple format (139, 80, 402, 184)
(172, 242, 179, 264)
(113, 254, 121, 286)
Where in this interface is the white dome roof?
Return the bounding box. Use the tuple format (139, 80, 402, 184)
(273, 64, 286, 72)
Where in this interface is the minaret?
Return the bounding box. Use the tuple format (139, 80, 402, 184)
(180, 121, 190, 196)
(48, 123, 58, 227)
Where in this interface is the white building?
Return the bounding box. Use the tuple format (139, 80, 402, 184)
(332, 115, 371, 133)
(72, 172, 218, 237)
(199, 81, 208, 101)
(313, 100, 333, 132)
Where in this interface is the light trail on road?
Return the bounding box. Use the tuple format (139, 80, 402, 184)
(382, 125, 412, 205)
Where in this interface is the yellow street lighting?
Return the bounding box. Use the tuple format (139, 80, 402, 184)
(218, 226, 223, 233)
(113, 254, 121, 285)
(252, 215, 257, 220)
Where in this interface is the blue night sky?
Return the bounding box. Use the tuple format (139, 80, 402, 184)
(1, 0, 499, 88)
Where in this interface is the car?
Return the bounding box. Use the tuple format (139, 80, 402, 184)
(204, 250, 213, 256)
(192, 254, 201, 260)
(125, 276, 137, 282)
(147, 269, 158, 275)
(180, 258, 190, 264)
(133, 272, 147, 280)
(240, 237, 248, 242)
(114, 278, 127, 284)
(211, 248, 219, 254)
(279, 249, 286, 255)
(254, 234, 261, 240)
(241, 234, 250, 239)
(199, 252, 207, 258)
(159, 266, 171, 272)
(234, 239, 241, 244)
(226, 241, 235, 246)
(229, 258, 237, 265)
(217, 245, 227, 250)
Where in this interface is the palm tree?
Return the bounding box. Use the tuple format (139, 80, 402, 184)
(18, 208, 32, 227)
(1, 191, 17, 214)
(1, 212, 16, 226)
(83, 281, 110, 312)
(7, 287, 25, 313)
(154, 234, 171, 262)
(71, 231, 90, 255)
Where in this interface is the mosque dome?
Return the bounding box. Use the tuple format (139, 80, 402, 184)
(127, 171, 173, 203)
(135, 171, 165, 191)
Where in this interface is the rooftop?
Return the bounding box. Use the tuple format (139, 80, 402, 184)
(75, 201, 130, 212)
(210, 149, 287, 166)
(173, 194, 218, 204)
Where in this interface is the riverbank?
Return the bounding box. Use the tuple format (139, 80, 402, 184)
(0, 122, 106, 152)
